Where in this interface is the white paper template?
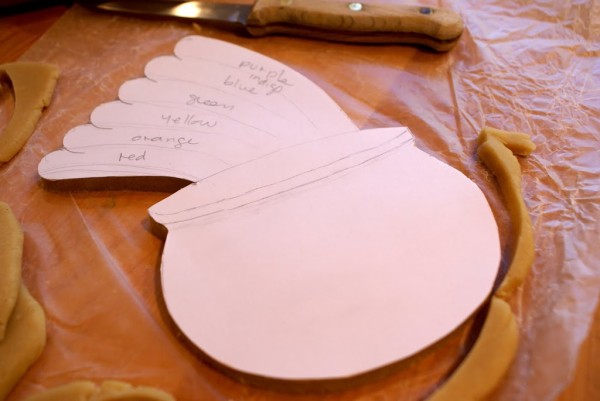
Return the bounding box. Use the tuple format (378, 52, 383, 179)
(151, 127, 500, 379)
(38, 36, 501, 381)
(39, 36, 356, 182)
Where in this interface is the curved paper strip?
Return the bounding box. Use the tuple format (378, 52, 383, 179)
(425, 297, 519, 401)
(0, 62, 58, 163)
(39, 36, 356, 184)
(151, 127, 501, 380)
(172, 35, 356, 135)
(118, 78, 304, 138)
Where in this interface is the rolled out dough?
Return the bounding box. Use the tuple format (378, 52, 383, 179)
(21, 380, 176, 401)
(0, 201, 22, 340)
(0, 62, 59, 162)
(0, 284, 46, 401)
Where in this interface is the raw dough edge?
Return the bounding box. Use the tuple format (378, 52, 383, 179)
(424, 127, 534, 400)
(425, 296, 519, 401)
(477, 128, 535, 300)
(0, 284, 47, 401)
(0, 201, 23, 340)
(20, 381, 97, 401)
(0, 62, 59, 162)
(21, 380, 176, 401)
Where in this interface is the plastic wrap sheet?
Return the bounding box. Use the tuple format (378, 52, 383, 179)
(1, 1, 599, 400)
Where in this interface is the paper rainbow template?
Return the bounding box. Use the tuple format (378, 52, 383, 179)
(39, 36, 500, 381)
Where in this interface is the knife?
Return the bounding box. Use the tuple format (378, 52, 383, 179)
(78, 0, 464, 51)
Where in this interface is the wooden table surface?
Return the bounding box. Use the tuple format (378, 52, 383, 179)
(1, 5, 599, 401)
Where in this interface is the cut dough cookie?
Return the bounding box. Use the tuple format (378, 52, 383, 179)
(425, 296, 519, 401)
(477, 127, 535, 300)
(21, 380, 176, 401)
(0, 284, 46, 401)
(0, 62, 59, 162)
(0, 201, 23, 340)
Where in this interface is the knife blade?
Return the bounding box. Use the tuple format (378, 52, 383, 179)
(78, 0, 463, 51)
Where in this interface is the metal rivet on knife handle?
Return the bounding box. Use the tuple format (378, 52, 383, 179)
(348, 2, 363, 12)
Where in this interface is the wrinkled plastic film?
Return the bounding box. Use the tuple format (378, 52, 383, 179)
(1, 1, 599, 400)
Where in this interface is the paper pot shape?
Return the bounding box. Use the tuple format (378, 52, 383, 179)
(149, 128, 500, 380)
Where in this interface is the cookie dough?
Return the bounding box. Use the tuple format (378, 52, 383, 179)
(0, 284, 47, 401)
(0, 62, 59, 162)
(0, 201, 23, 340)
(92, 381, 175, 401)
(477, 127, 535, 300)
(425, 127, 534, 400)
(426, 296, 519, 401)
(22, 380, 176, 401)
(478, 126, 536, 156)
(21, 381, 96, 401)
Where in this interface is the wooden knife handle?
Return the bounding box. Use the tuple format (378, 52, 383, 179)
(246, 0, 464, 51)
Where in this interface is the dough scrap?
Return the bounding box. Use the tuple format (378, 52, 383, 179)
(0, 201, 22, 340)
(21, 380, 176, 401)
(91, 380, 175, 401)
(477, 127, 535, 300)
(0, 284, 47, 401)
(426, 296, 519, 401)
(0, 62, 59, 163)
(20, 381, 97, 401)
(425, 127, 534, 400)
(478, 126, 536, 156)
